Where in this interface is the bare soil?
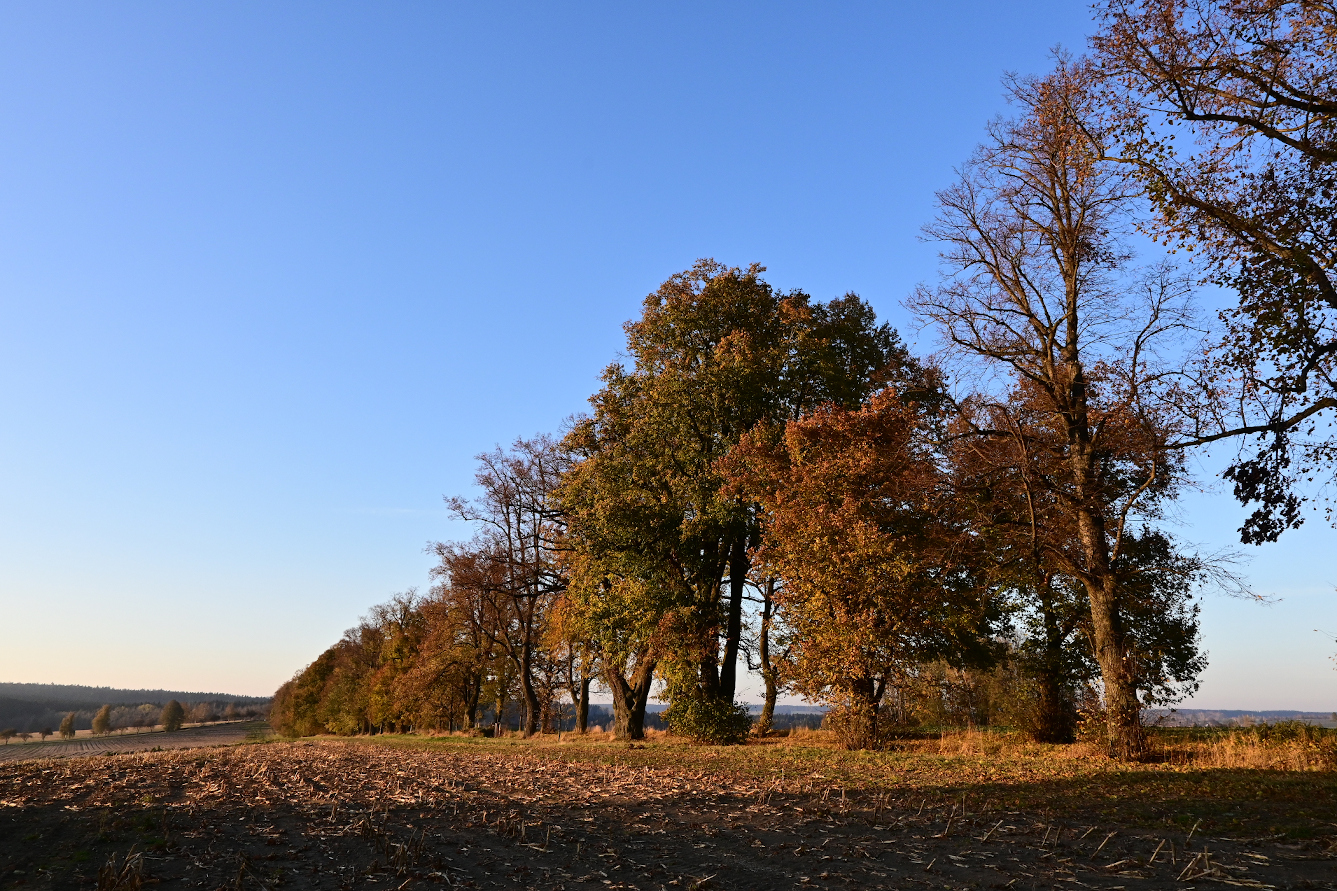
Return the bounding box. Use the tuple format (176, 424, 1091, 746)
(0, 722, 264, 764)
(1, 734, 1334, 890)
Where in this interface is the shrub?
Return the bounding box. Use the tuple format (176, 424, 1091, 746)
(161, 700, 185, 732)
(664, 696, 752, 745)
(59, 712, 76, 739)
(92, 705, 112, 736)
(823, 700, 896, 750)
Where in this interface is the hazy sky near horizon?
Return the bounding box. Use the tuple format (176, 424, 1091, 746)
(1, 2, 1332, 708)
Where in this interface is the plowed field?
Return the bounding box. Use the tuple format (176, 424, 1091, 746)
(0, 721, 264, 764)
(2, 735, 1334, 889)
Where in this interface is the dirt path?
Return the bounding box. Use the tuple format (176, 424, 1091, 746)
(1, 738, 1332, 889)
(0, 721, 266, 763)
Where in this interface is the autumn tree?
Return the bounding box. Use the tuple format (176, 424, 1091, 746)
(911, 57, 1212, 758)
(161, 700, 185, 733)
(949, 383, 1213, 742)
(559, 260, 909, 739)
(91, 704, 112, 736)
(433, 436, 568, 736)
(725, 389, 990, 749)
(400, 579, 507, 732)
(58, 712, 75, 739)
(1094, 0, 1337, 541)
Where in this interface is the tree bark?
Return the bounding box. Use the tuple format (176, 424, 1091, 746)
(463, 669, 483, 730)
(1031, 580, 1075, 744)
(754, 578, 778, 736)
(606, 656, 656, 741)
(519, 638, 540, 736)
(719, 535, 748, 703)
(576, 676, 591, 734)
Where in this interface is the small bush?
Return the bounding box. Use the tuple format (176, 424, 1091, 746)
(664, 696, 752, 745)
(823, 701, 896, 750)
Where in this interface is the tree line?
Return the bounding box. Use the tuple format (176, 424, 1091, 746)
(273, 1, 1337, 759)
(0, 699, 263, 743)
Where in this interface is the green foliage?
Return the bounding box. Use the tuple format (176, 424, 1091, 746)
(160, 700, 185, 732)
(58, 712, 76, 739)
(91, 704, 112, 736)
(560, 260, 916, 712)
(663, 695, 752, 745)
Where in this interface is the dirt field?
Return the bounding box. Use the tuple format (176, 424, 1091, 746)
(0, 721, 266, 764)
(2, 731, 1335, 890)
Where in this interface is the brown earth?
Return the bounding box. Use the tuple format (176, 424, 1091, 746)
(0, 722, 264, 764)
(1, 734, 1334, 890)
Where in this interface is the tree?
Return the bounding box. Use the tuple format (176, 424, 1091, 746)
(910, 57, 1207, 757)
(950, 388, 1213, 742)
(558, 260, 909, 738)
(1094, 0, 1337, 541)
(435, 436, 568, 736)
(91, 705, 112, 736)
(38, 727, 52, 741)
(58, 712, 75, 739)
(0, 730, 14, 745)
(161, 700, 185, 732)
(726, 389, 990, 749)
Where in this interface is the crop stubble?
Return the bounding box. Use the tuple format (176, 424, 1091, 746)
(1, 737, 1334, 889)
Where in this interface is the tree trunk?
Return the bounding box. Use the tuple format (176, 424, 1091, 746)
(493, 686, 507, 737)
(719, 535, 749, 703)
(606, 656, 656, 741)
(1066, 355, 1146, 759)
(576, 676, 591, 734)
(1030, 581, 1075, 743)
(464, 670, 483, 730)
(758, 675, 777, 737)
(754, 578, 777, 736)
(1087, 575, 1145, 758)
(1073, 492, 1145, 758)
(521, 639, 542, 733)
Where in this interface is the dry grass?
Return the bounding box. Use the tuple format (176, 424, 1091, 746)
(1159, 722, 1337, 771)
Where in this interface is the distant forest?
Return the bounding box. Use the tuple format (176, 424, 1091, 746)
(274, 3, 1337, 760)
(0, 683, 269, 734)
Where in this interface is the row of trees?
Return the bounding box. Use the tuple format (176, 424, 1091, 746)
(275, 1, 1336, 759)
(86, 700, 194, 735)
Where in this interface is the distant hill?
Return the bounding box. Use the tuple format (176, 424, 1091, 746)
(0, 683, 269, 734)
(1147, 708, 1337, 728)
(0, 683, 268, 706)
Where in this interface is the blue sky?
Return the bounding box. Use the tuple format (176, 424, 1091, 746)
(1, 2, 1332, 707)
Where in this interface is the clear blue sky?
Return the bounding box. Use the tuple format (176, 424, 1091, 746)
(1, 2, 1332, 708)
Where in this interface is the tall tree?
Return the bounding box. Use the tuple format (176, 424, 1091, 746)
(950, 386, 1213, 742)
(559, 260, 909, 737)
(725, 389, 988, 749)
(1094, 0, 1337, 541)
(911, 57, 1206, 757)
